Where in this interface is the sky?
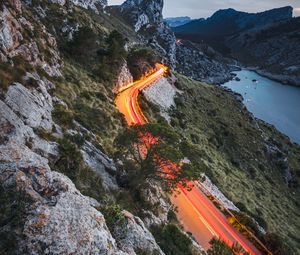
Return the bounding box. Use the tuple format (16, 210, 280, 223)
(108, 0, 300, 18)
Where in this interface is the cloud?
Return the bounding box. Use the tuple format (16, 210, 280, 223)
(294, 7, 300, 16)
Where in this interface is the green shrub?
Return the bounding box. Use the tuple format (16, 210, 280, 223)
(151, 224, 193, 255)
(0, 185, 27, 255)
(33, 128, 56, 141)
(127, 48, 160, 80)
(0, 56, 29, 93)
(100, 202, 126, 233)
(106, 30, 127, 59)
(52, 105, 74, 129)
(207, 238, 234, 255)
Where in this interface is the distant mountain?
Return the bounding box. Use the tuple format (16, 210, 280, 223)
(229, 17, 300, 86)
(173, 6, 293, 53)
(164, 16, 195, 27)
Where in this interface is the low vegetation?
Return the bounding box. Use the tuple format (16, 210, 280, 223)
(207, 238, 238, 255)
(151, 224, 194, 255)
(100, 201, 126, 234)
(52, 61, 124, 154)
(0, 56, 30, 94)
(127, 48, 161, 80)
(139, 73, 300, 253)
(161, 73, 300, 254)
(0, 185, 27, 255)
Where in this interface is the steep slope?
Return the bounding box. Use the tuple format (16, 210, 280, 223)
(0, 1, 181, 254)
(141, 73, 300, 255)
(110, 0, 234, 84)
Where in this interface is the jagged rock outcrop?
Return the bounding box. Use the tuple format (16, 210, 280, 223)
(176, 41, 234, 84)
(81, 141, 119, 191)
(118, 0, 233, 84)
(121, 0, 164, 31)
(143, 76, 179, 122)
(120, 0, 177, 69)
(50, 0, 107, 13)
(114, 210, 165, 255)
(0, 0, 61, 76)
(114, 60, 134, 93)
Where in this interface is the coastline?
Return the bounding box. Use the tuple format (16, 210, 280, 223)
(246, 67, 300, 88)
(220, 83, 300, 146)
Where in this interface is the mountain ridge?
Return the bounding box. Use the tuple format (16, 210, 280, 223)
(164, 16, 194, 27)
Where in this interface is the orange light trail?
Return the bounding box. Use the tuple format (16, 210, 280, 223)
(115, 64, 270, 255)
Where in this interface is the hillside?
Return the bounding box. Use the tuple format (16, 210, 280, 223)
(0, 0, 300, 254)
(142, 73, 300, 254)
(109, 0, 234, 84)
(227, 17, 300, 86)
(173, 6, 293, 53)
(173, 6, 300, 86)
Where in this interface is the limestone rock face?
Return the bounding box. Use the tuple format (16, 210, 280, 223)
(141, 181, 171, 227)
(5, 82, 54, 131)
(114, 60, 134, 93)
(0, 3, 22, 56)
(120, 0, 177, 69)
(50, 0, 107, 12)
(121, 0, 163, 30)
(114, 210, 165, 255)
(81, 141, 119, 191)
(176, 41, 234, 85)
(22, 170, 125, 255)
(143, 77, 179, 122)
(0, 80, 126, 254)
(0, 140, 126, 255)
(0, 1, 61, 76)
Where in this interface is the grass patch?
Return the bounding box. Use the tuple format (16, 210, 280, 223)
(33, 127, 56, 141)
(0, 56, 29, 94)
(52, 104, 75, 129)
(52, 61, 124, 154)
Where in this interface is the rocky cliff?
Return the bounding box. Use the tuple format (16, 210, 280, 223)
(116, 0, 233, 84)
(0, 0, 196, 254)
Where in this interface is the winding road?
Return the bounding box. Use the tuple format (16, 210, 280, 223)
(115, 64, 267, 255)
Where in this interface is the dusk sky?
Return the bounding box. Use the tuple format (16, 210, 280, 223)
(108, 0, 300, 18)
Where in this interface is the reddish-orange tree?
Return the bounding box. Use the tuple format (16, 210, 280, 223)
(114, 123, 200, 191)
